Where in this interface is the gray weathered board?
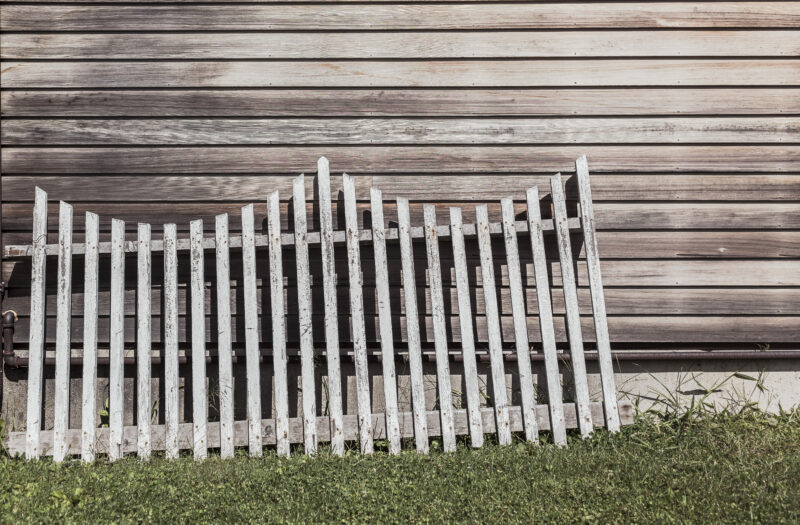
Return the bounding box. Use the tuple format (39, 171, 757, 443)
(9, 156, 626, 460)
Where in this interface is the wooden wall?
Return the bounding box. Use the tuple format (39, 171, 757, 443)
(1, 2, 799, 349)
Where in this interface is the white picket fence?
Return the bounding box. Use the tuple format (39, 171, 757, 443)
(6, 155, 629, 461)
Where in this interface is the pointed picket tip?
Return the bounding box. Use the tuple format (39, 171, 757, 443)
(58, 200, 72, 212)
(576, 154, 589, 170)
(34, 186, 47, 201)
(215, 212, 229, 223)
(317, 156, 329, 172)
(85, 211, 99, 221)
(240, 203, 253, 215)
(111, 218, 125, 228)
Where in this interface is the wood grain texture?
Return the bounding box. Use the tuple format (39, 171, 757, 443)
(215, 213, 235, 459)
(397, 197, 429, 453)
(575, 156, 619, 433)
(3, 147, 796, 175)
(4, 202, 799, 232)
(316, 157, 344, 455)
(240, 204, 263, 457)
(189, 220, 208, 459)
(80, 212, 99, 462)
(6, 31, 799, 59)
(5, 118, 797, 145)
(268, 191, 291, 458)
(24, 188, 47, 459)
(4, 60, 797, 88)
(551, 174, 593, 437)
(4, 89, 795, 117)
(52, 201, 73, 463)
(162, 224, 180, 459)
(3, 4, 797, 30)
(343, 173, 374, 454)
(526, 187, 566, 446)
(293, 175, 317, 455)
(501, 198, 538, 443)
(136, 223, 152, 459)
(476, 205, 511, 446)
(108, 219, 125, 461)
(371, 187, 401, 454)
(423, 204, 456, 452)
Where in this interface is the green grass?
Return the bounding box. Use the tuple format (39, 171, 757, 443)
(1, 412, 798, 524)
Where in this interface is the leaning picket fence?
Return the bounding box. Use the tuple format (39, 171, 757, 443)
(6, 155, 631, 461)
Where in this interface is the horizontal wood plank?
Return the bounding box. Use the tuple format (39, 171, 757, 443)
(10, 314, 800, 344)
(3, 60, 798, 88)
(3, 401, 635, 459)
(4, 202, 798, 232)
(3, 89, 795, 117)
(4, 117, 797, 145)
(5, 286, 799, 318)
(5, 259, 797, 288)
(4, 31, 799, 59)
(2, 146, 797, 174)
(2, 4, 797, 31)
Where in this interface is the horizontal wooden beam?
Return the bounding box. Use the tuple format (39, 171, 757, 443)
(2, 3, 795, 30)
(4, 118, 797, 145)
(3, 401, 634, 457)
(4, 31, 798, 59)
(4, 89, 795, 117)
(2, 217, 582, 258)
(4, 60, 798, 88)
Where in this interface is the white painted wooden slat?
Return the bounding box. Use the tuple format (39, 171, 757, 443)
(370, 186, 401, 455)
(317, 156, 344, 456)
(215, 213, 235, 458)
(343, 173, 374, 455)
(293, 174, 317, 455)
(163, 223, 180, 459)
(423, 205, 456, 453)
(501, 198, 539, 444)
(576, 155, 620, 433)
(268, 190, 291, 458)
(108, 218, 126, 461)
(526, 187, 567, 446)
(476, 204, 511, 446)
(397, 197, 429, 454)
(52, 201, 73, 463)
(449, 207, 484, 448)
(551, 174, 593, 437)
(136, 222, 152, 460)
(81, 211, 99, 462)
(240, 204, 262, 456)
(25, 187, 47, 460)
(190, 219, 208, 459)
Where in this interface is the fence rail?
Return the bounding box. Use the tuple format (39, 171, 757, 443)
(7, 155, 627, 461)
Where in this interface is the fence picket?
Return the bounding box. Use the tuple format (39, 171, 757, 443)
(317, 157, 345, 456)
(215, 213, 235, 458)
(241, 204, 263, 456)
(268, 190, 291, 458)
(423, 205, 456, 452)
(397, 197, 429, 453)
(163, 223, 180, 459)
(136, 223, 152, 460)
(190, 220, 208, 459)
(109, 218, 126, 461)
(294, 175, 318, 455)
(53, 201, 73, 463)
(501, 198, 539, 444)
(551, 174, 593, 437)
(576, 156, 620, 432)
(526, 187, 567, 446)
(370, 187, 401, 454)
(476, 205, 512, 446)
(343, 173, 374, 454)
(25, 187, 47, 460)
(449, 207, 484, 448)
(81, 212, 99, 462)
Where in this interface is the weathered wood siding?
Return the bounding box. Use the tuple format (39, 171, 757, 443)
(1, 2, 799, 347)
